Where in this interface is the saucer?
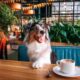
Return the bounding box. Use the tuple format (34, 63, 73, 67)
(53, 66, 80, 77)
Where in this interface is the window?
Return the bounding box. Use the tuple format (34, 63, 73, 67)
(52, 1, 80, 25)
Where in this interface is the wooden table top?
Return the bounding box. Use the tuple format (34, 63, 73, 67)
(0, 60, 79, 80)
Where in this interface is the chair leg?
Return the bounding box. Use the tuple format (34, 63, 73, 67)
(0, 53, 3, 59)
(0, 48, 4, 59)
(4, 45, 8, 59)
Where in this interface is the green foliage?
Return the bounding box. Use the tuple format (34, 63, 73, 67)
(49, 22, 80, 45)
(75, 19, 80, 26)
(0, 2, 18, 30)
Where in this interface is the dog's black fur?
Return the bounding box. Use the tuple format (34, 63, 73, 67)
(51, 51, 57, 64)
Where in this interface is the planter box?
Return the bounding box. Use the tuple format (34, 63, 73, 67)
(51, 42, 74, 46)
(51, 42, 80, 66)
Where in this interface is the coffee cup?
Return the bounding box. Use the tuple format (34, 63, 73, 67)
(56, 59, 75, 74)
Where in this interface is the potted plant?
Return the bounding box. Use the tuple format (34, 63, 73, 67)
(49, 22, 80, 46)
(0, 2, 18, 32)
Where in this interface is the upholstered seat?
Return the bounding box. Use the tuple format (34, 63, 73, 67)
(18, 45, 57, 63)
(18, 45, 29, 61)
(18, 45, 80, 66)
(51, 46, 80, 66)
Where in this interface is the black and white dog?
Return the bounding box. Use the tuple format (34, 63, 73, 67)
(26, 23, 52, 68)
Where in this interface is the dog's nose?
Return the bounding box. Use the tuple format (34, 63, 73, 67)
(40, 30, 45, 35)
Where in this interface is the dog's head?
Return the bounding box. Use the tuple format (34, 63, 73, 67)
(28, 23, 50, 43)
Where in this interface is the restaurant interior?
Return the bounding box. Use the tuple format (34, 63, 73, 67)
(0, 0, 80, 80)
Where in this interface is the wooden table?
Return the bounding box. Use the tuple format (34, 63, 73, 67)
(0, 60, 79, 80)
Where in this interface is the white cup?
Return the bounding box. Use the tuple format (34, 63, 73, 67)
(56, 59, 75, 75)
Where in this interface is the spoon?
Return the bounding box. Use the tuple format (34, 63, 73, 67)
(46, 70, 53, 78)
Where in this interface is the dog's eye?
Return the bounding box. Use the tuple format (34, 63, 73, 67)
(40, 31, 45, 35)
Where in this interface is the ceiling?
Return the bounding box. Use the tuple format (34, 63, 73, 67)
(0, 0, 54, 3)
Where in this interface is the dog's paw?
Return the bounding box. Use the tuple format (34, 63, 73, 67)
(32, 60, 44, 69)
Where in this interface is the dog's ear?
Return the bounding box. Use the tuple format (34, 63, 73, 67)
(30, 22, 38, 31)
(43, 24, 50, 41)
(44, 23, 50, 31)
(27, 31, 36, 43)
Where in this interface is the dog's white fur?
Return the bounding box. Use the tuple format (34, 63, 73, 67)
(26, 23, 52, 68)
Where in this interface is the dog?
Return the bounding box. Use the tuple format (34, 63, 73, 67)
(26, 23, 52, 69)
